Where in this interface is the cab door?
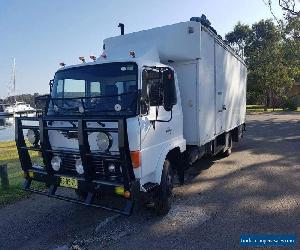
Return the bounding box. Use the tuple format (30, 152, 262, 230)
(139, 67, 182, 181)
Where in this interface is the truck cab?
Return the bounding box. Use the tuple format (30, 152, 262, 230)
(16, 56, 185, 215)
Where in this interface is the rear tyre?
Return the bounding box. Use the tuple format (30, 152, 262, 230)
(223, 134, 232, 157)
(154, 159, 173, 215)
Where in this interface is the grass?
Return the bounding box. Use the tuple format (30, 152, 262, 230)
(0, 141, 43, 206)
(246, 105, 300, 113)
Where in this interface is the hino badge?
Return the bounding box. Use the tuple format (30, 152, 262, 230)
(16, 16, 246, 215)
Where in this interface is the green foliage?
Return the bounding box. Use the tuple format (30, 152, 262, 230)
(225, 22, 251, 47)
(226, 17, 300, 108)
(284, 95, 300, 110)
(0, 93, 40, 107)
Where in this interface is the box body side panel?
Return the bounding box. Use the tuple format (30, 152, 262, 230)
(198, 30, 216, 145)
(214, 41, 247, 134)
(172, 62, 198, 145)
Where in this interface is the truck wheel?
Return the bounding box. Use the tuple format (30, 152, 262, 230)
(154, 159, 173, 215)
(223, 134, 232, 157)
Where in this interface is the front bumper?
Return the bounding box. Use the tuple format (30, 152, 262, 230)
(24, 169, 135, 215)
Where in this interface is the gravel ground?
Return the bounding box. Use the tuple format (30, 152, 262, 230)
(0, 113, 299, 250)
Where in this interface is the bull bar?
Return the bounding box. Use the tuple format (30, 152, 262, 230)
(15, 116, 136, 215)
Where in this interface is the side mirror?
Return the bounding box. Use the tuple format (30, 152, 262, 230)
(49, 79, 54, 92)
(35, 94, 51, 115)
(163, 70, 176, 112)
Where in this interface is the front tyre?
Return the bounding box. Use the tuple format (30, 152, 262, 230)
(154, 159, 173, 215)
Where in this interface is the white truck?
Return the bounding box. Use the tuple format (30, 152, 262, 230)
(16, 16, 247, 215)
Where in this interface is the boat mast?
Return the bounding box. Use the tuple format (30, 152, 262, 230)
(12, 58, 16, 95)
(8, 58, 16, 103)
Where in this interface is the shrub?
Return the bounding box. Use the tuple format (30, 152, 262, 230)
(284, 95, 300, 111)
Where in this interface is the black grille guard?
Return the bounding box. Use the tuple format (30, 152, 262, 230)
(15, 116, 136, 215)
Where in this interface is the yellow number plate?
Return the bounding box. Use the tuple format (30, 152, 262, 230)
(60, 176, 78, 189)
(28, 171, 34, 178)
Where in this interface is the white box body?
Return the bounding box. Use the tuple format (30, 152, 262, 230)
(172, 28, 247, 146)
(104, 21, 247, 147)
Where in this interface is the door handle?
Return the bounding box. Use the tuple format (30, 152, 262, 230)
(166, 127, 172, 134)
(222, 105, 227, 111)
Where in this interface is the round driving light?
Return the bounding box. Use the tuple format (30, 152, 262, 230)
(75, 158, 84, 175)
(96, 132, 111, 151)
(124, 191, 131, 198)
(108, 163, 116, 173)
(51, 156, 61, 171)
(27, 129, 39, 145)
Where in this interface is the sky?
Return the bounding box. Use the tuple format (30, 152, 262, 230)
(0, 0, 282, 98)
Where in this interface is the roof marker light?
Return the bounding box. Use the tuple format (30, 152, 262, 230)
(90, 55, 97, 61)
(79, 56, 86, 63)
(59, 62, 66, 67)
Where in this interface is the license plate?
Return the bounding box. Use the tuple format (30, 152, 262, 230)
(60, 176, 78, 189)
(28, 171, 34, 178)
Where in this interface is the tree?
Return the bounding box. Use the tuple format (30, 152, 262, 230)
(249, 43, 294, 107)
(283, 16, 300, 81)
(264, 0, 300, 17)
(225, 19, 298, 108)
(225, 22, 251, 58)
(280, 0, 300, 16)
(3, 93, 40, 107)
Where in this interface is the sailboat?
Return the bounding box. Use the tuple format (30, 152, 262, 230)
(4, 58, 36, 117)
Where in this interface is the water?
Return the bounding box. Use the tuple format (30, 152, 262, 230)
(0, 117, 15, 142)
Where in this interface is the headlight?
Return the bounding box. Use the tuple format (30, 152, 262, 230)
(108, 163, 116, 173)
(27, 129, 39, 145)
(51, 156, 61, 171)
(96, 132, 111, 151)
(75, 158, 84, 175)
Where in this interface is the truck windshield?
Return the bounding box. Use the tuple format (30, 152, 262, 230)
(48, 62, 138, 116)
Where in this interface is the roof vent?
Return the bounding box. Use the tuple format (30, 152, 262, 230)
(190, 14, 219, 37)
(118, 23, 125, 35)
(190, 14, 211, 26)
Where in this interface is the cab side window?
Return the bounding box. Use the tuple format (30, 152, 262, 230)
(142, 69, 163, 106)
(142, 68, 177, 108)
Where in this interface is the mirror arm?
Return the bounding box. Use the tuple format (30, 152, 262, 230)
(154, 109, 173, 123)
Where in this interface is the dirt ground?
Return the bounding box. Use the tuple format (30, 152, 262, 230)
(0, 113, 299, 250)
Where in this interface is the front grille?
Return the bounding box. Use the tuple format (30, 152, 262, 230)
(56, 152, 109, 178)
(92, 157, 106, 177)
(57, 152, 79, 175)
